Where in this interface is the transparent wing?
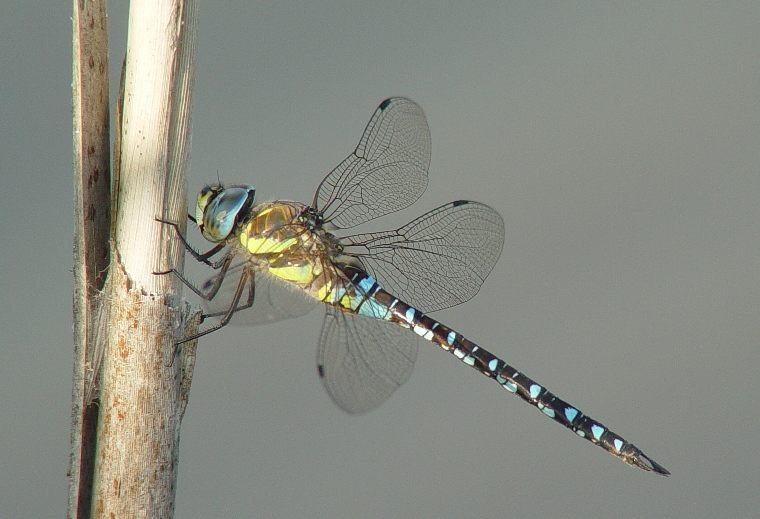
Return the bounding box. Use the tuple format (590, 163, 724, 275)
(340, 200, 504, 313)
(317, 307, 419, 414)
(201, 263, 317, 326)
(314, 97, 431, 229)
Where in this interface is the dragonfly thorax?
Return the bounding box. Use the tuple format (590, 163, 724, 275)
(299, 206, 323, 231)
(238, 201, 327, 256)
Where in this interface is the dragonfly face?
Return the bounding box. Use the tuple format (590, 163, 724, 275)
(165, 97, 669, 476)
(195, 184, 256, 242)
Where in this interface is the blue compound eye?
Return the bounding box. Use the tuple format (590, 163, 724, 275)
(199, 186, 255, 242)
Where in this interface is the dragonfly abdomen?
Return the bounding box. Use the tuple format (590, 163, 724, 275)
(333, 263, 669, 476)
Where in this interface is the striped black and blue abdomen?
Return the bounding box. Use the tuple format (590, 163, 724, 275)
(331, 264, 669, 475)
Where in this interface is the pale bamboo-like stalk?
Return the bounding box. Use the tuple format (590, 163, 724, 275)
(70, 1, 111, 517)
(84, 1, 198, 517)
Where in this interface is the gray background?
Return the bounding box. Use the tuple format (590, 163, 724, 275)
(2, 1, 759, 517)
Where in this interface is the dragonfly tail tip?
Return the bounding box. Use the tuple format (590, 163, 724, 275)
(634, 452, 670, 476)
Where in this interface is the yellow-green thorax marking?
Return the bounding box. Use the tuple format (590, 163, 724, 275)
(235, 201, 349, 306)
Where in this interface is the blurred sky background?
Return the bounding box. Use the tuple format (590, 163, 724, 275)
(1, 1, 759, 517)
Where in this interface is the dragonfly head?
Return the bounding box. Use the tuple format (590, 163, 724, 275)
(195, 184, 256, 242)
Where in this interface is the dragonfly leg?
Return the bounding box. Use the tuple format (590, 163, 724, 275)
(155, 250, 234, 302)
(155, 216, 227, 267)
(175, 268, 252, 345)
(194, 254, 234, 301)
(201, 270, 256, 320)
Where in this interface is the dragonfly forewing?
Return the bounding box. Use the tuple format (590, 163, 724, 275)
(314, 97, 431, 229)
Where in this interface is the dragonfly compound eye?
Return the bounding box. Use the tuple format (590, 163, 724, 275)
(199, 185, 255, 243)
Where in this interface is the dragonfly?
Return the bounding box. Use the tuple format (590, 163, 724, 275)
(159, 97, 669, 476)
